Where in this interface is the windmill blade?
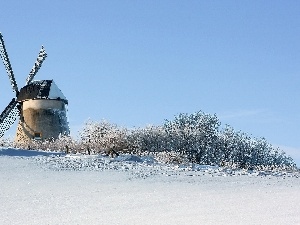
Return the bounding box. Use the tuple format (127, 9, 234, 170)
(0, 33, 19, 94)
(0, 98, 19, 138)
(25, 46, 47, 85)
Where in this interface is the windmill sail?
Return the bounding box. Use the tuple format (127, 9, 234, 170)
(25, 46, 47, 85)
(0, 99, 19, 138)
(0, 33, 57, 141)
(0, 33, 19, 94)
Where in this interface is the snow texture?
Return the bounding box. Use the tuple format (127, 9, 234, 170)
(0, 147, 299, 225)
(47, 80, 67, 100)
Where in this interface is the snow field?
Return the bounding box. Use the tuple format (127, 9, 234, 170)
(0, 148, 299, 224)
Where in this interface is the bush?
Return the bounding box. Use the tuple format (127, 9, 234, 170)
(0, 137, 14, 147)
(79, 119, 130, 154)
(6, 111, 296, 170)
(163, 111, 221, 164)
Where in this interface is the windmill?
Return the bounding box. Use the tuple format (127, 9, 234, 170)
(0, 33, 69, 144)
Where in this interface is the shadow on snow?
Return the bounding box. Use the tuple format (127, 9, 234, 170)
(0, 148, 64, 157)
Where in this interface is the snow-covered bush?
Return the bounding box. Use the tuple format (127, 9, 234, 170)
(6, 110, 296, 170)
(163, 111, 221, 164)
(127, 125, 167, 154)
(15, 135, 80, 153)
(79, 119, 130, 154)
(217, 126, 295, 169)
(76, 112, 295, 169)
(0, 137, 14, 147)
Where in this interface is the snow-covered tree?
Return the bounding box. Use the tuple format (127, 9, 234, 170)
(79, 119, 129, 153)
(163, 111, 221, 164)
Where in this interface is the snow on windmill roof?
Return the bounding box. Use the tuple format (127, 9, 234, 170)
(17, 80, 68, 103)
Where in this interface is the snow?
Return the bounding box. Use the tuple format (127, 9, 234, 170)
(47, 80, 67, 100)
(0, 147, 300, 224)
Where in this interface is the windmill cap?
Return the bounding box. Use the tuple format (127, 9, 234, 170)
(17, 80, 68, 104)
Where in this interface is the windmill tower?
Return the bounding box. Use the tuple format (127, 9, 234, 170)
(0, 33, 69, 144)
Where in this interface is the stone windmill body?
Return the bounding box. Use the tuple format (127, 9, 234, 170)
(0, 33, 69, 144)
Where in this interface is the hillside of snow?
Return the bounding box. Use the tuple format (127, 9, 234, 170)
(0, 147, 299, 225)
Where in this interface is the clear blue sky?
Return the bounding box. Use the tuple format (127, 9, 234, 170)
(0, 1, 299, 164)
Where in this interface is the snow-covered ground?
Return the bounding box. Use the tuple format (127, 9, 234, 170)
(0, 148, 299, 225)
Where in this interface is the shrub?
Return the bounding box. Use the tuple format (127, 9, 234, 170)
(79, 119, 130, 154)
(5, 111, 296, 170)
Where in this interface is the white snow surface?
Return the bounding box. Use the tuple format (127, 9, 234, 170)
(47, 80, 67, 100)
(0, 148, 299, 225)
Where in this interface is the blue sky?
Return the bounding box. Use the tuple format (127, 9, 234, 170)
(0, 1, 299, 164)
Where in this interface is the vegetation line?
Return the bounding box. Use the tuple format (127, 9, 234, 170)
(1, 111, 296, 170)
